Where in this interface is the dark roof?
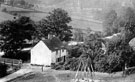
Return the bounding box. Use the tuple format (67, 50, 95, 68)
(43, 37, 64, 51)
(21, 37, 67, 51)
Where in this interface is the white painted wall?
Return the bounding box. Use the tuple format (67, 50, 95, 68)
(61, 49, 67, 57)
(30, 40, 68, 65)
(51, 49, 67, 63)
(30, 41, 52, 66)
(51, 51, 56, 63)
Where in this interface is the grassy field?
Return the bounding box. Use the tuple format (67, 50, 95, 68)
(1, 0, 134, 31)
(0, 0, 104, 31)
(1, 5, 103, 31)
(9, 68, 135, 82)
(0, 11, 14, 23)
(24, 0, 133, 9)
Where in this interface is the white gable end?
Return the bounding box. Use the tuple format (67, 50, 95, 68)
(30, 41, 52, 65)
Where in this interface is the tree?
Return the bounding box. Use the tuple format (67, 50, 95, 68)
(103, 7, 135, 36)
(0, 63, 7, 77)
(67, 45, 83, 58)
(54, 31, 104, 71)
(38, 8, 73, 41)
(20, 0, 26, 6)
(103, 9, 117, 36)
(73, 28, 84, 41)
(10, 0, 14, 6)
(77, 32, 104, 71)
(101, 7, 135, 72)
(0, 16, 36, 58)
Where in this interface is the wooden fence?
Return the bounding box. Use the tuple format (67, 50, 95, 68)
(0, 58, 22, 68)
(123, 66, 135, 76)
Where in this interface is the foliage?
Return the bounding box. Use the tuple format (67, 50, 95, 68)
(55, 7, 135, 72)
(67, 45, 83, 58)
(61, 22, 135, 73)
(101, 39, 135, 73)
(58, 57, 80, 71)
(55, 32, 104, 71)
(16, 51, 30, 62)
(0, 63, 8, 77)
(94, 55, 107, 72)
(81, 39, 103, 71)
(85, 31, 103, 41)
(103, 9, 118, 36)
(1, 8, 7, 12)
(73, 28, 84, 41)
(100, 7, 135, 73)
(38, 8, 72, 41)
(103, 7, 135, 36)
(0, 16, 36, 58)
(19, 0, 26, 6)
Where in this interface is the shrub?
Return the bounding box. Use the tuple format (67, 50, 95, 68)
(67, 45, 83, 58)
(0, 63, 8, 78)
(1, 8, 7, 12)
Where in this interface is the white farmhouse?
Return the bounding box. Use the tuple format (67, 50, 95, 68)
(30, 37, 67, 66)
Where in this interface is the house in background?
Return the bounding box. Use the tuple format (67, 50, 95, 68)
(30, 36, 67, 66)
(68, 41, 84, 46)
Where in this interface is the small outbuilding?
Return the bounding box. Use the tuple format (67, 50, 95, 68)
(30, 37, 67, 66)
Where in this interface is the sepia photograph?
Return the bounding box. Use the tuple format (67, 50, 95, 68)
(0, 0, 135, 82)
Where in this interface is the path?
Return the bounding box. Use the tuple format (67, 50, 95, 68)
(0, 63, 51, 82)
(0, 69, 32, 82)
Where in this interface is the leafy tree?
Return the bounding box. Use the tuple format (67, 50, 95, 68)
(103, 9, 117, 36)
(76, 32, 104, 71)
(55, 31, 105, 71)
(85, 31, 103, 41)
(0, 16, 36, 58)
(64, 31, 104, 71)
(73, 28, 84, 41)
(10, 0, 14, 6)
(100, 7, 135, 72)
(103, 7, 135, 36)
(20, 0, 26, 6)
(67, 45, 83, 58)
(102, 37, 135, 73)
(63, 57, 80, 71)
(82, 40, 103, 71)
(38, 8, 72, 41)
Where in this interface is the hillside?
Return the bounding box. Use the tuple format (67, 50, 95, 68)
(25, 0, 134, 9)
(0, 11, 14, 23)
(1, 0, 134, 31)
(24, 0, 135, 22)
(25, 0, 64, 6)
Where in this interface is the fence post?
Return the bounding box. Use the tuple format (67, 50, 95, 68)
(19, 59, 22, 69)
(41, 65, 44, 72)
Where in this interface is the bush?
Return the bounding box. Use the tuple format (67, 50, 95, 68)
(0, 63, 8, 78)
(52, 57, 80, 71)
(55, 65, 64, 70)
(67, 45, 83, 58)
(2, 51, 30, 62)
(1, 8, 7, 12)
